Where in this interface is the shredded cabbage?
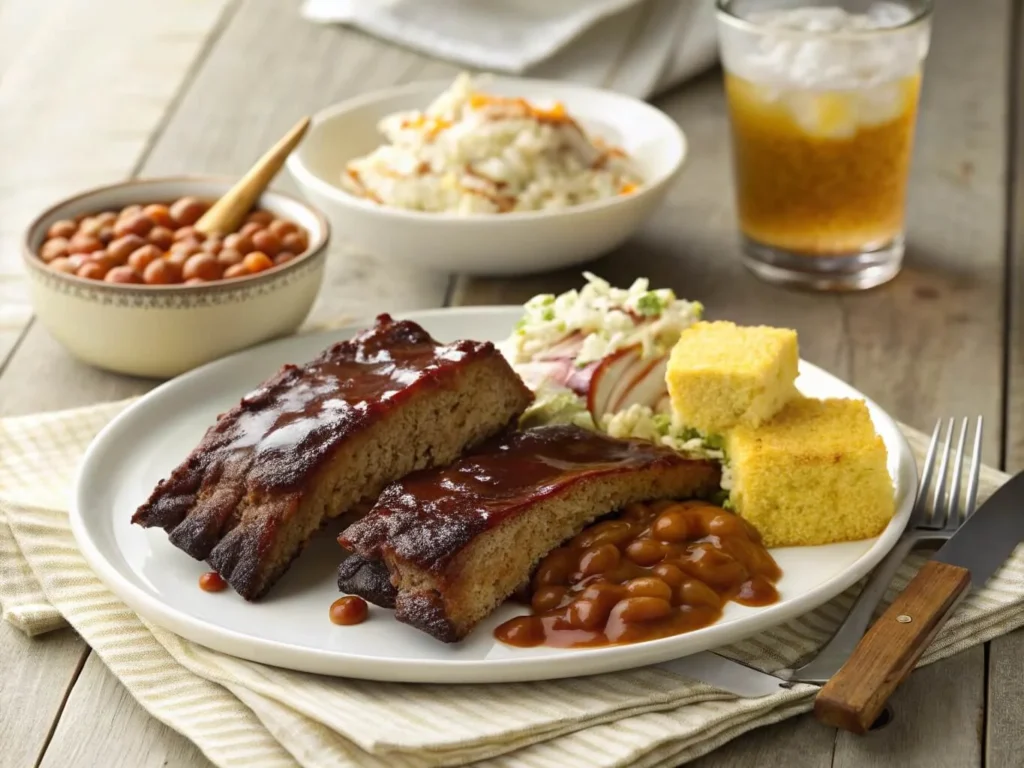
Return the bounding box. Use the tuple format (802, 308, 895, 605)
(504, 272, 703, 366)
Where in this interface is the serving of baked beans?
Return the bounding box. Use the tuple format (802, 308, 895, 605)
(37, 197, 309, 285)
(494, 500, 781, 649)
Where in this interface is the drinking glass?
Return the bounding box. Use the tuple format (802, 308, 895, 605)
(716, 0, 932, 290)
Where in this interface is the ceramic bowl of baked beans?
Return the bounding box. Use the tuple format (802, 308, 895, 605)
(23, 177, 329, 378)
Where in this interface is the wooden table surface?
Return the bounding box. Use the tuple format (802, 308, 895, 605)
(1, 0, 1021, 766)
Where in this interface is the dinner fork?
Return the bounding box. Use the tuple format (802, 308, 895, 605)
(776, 416, 984, 686)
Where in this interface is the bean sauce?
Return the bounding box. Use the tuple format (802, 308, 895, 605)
(198, 571, 227, 592)
(494, 500, 781, 648)
(330, 596, 369, 626)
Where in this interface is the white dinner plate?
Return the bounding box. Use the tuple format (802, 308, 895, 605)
(71, 307, 917, 684)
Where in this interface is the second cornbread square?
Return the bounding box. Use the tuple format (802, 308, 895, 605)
(666, 321, 799, 434)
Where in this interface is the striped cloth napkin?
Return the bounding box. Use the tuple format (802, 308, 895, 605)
(2, 402, 1024, 767)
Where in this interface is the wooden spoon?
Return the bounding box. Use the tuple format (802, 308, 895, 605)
(194, 116, 311, 237)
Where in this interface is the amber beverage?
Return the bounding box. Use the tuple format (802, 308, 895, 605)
(716, 0, 932, 291)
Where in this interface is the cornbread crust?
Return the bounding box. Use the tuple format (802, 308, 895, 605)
(667, 321, 799, 434)
(132, 315, 533, 600)
(340, 425, 721, 643)
(726, 397, 894, 548)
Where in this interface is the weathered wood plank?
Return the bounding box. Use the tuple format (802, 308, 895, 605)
(986, 628, 1024, 768)
(687, 713, 834, 768)
(832, 647, 985, 768)
(0, 0, 236, 371)
(16, 0, 458, 763)
(0, 623, 86, 768)
(38, 652, 214, 768)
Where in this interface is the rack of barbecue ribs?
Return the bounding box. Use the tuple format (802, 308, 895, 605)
(132, 314, 533, 600)
(338, 424, 720, 642)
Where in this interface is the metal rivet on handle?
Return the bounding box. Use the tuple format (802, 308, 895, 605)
(896, 615, 912, 624)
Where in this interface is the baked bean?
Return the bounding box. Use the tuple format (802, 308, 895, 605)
(143, 204, 174, 228)
(652, 510, 693, 542)
(127, 245, 163, 273)
(242, 251, 273, 273)
(223, 263, 250, 279)
(651, 563, 686, 590)
(184, 277, 207, 285)
(612, 596, 672, 624)
(106, 234, 145, 265)
(201, 234, 223, 255)
(105, 266, 142, 284)
(677, 579, 721, 610)
(680, 546, 748, 589)
(533, 548, 575, 587)
(113, 213, 154, 239)
(48, 257, 76, 274)
(169, 197, 207, 227)
(281, 231, 308, 254)
(623, 577, 673, 601)
(183, 254, 223, 282)
(269, 219, 298, 238)
(47, 220, 77, 239)
(37, 198, 307, 286)
(68, 233, 103, 254)
(574, 520, 634, 550)
(578, 543, 620, 577)
(78, 217, 103, 237)
(496, 498, 782, 650)
(567, 597, 614, 631)
(148, 225, 175, 251)
(143, 259, 182, 285)
(97, 225, 116, 245)
(217, 248, 244, 267)
(40, 238, 69, 262)
(165, 248, 196, 268)
(251, 230, 281, 257)
(117, 204, 143, 221)
(625, 538, 665, 566)
(224, 232, 253, 254)
(66, 254, 88, 271)
(76, 261, 109, 280)
(531, 586, 567, 613)
(246, 209, 275, 226)
(173, 225, 205, 243)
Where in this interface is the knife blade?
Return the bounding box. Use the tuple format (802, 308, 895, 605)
(813, 469, 1024, 734)
(659, 652, 789, 697)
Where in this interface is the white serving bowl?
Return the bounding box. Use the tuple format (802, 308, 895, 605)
(287, 78, 687, 275)
(23, 177, 330, 379)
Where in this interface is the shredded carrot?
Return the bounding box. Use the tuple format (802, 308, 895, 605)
(619, 182, 638, 195)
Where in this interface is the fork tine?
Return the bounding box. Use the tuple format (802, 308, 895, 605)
(915, 420, 943, 520)
(946, 418, 969, 529)
(930, 418, 955, 526)
(964, 416, 984, 515)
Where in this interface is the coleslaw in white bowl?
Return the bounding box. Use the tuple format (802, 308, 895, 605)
(287, 76, 687, 274)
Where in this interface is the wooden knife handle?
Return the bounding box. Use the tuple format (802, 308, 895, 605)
(813, 560, 971, 735)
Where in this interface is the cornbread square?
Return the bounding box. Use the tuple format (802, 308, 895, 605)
(726, 397, 894, 548)
(667, 321, 799, 434)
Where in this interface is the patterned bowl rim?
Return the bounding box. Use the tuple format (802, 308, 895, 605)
(22, 175, 331, 297)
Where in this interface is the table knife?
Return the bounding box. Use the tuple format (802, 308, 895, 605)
(812, 469, 1024, 734)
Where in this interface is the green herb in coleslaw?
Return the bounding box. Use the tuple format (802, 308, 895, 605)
(503, 272, 703, 366)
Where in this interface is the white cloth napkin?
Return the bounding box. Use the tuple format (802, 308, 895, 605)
(301, 0, 720, 98)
